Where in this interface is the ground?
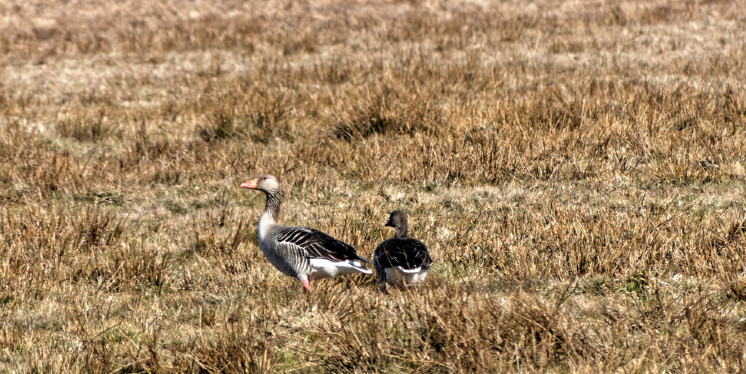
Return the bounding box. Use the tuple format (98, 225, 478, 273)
(1, 0, 746, 372)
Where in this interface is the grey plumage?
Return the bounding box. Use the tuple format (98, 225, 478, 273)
(241, 174, 371, 291)
(374, 210, 433, 291)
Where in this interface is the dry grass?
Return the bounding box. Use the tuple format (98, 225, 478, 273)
(1, 0, 746, 372)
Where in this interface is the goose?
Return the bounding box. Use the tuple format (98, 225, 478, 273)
(240, 174, 372, 291)
(374, 210, 433, 291)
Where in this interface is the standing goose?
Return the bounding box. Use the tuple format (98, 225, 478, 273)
(240, 174, 372, 291)
(374, 210, 433, 291)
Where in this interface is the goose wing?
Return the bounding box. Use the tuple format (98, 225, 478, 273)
(275, 226, 370, 263)
(374, 238, 432, 271)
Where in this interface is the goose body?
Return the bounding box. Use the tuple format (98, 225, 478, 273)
(374, 211, 433, 291)
(242, 174, 371, 291)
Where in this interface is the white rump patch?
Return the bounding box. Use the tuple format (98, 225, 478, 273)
(396, 266, 422, 274)
(383, 267, 429, 287)
(309, 258, 372, 279)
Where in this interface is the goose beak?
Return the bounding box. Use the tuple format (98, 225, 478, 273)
(240, 178, 258, 189)
(385, 221, 393, 227)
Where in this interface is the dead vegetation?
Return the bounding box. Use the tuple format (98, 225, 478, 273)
(1, 0, 746, 372)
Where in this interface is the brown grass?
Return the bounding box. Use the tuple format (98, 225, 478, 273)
(1, 0, 746, 372)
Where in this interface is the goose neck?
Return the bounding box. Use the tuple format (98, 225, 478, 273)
(258, 189, 282, 242)
(263, 189, 283, 220)
(394, 225, 408, 238)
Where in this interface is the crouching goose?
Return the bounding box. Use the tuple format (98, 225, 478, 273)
(374, 210, 433, 291)
(240, 174, 372, 291)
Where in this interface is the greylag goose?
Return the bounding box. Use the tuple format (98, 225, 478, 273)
(240, 174, 372, 291)
(374, 210, 433, 291)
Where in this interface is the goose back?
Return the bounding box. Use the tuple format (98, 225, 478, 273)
(262, 225, 371, 280)
(374, 237, 432, 285)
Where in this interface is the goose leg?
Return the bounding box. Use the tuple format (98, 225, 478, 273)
(302, 279, 311, 292)
(379, 284, 389, 294)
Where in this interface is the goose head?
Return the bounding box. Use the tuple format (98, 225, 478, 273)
(385, 210, 409, 238)
(240, 174, 280, 194)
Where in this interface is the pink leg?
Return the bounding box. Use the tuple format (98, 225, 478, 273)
(302, 279, 311, 292)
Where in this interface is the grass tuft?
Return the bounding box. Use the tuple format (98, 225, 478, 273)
(1, 0, 745, 372)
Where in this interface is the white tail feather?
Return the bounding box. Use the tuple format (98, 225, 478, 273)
(396, 266, 422, 274)
(309, 258, 372, 279)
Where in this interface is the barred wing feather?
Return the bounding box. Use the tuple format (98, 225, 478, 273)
(374, 238, 432, 270)
(275, 226, 370, 263)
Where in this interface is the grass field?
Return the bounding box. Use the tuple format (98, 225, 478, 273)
(1, 0, 746, 372)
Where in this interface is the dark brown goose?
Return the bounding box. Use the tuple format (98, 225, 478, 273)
(240, 174, 372, 291)
(374, 210, 432, 291)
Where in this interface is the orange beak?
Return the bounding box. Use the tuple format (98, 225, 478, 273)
(240, 178, 258, 189)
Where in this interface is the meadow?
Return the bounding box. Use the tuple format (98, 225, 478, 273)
(1, 0, 746, 372)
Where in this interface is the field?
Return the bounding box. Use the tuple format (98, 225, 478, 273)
(1, 0, 746, 372)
